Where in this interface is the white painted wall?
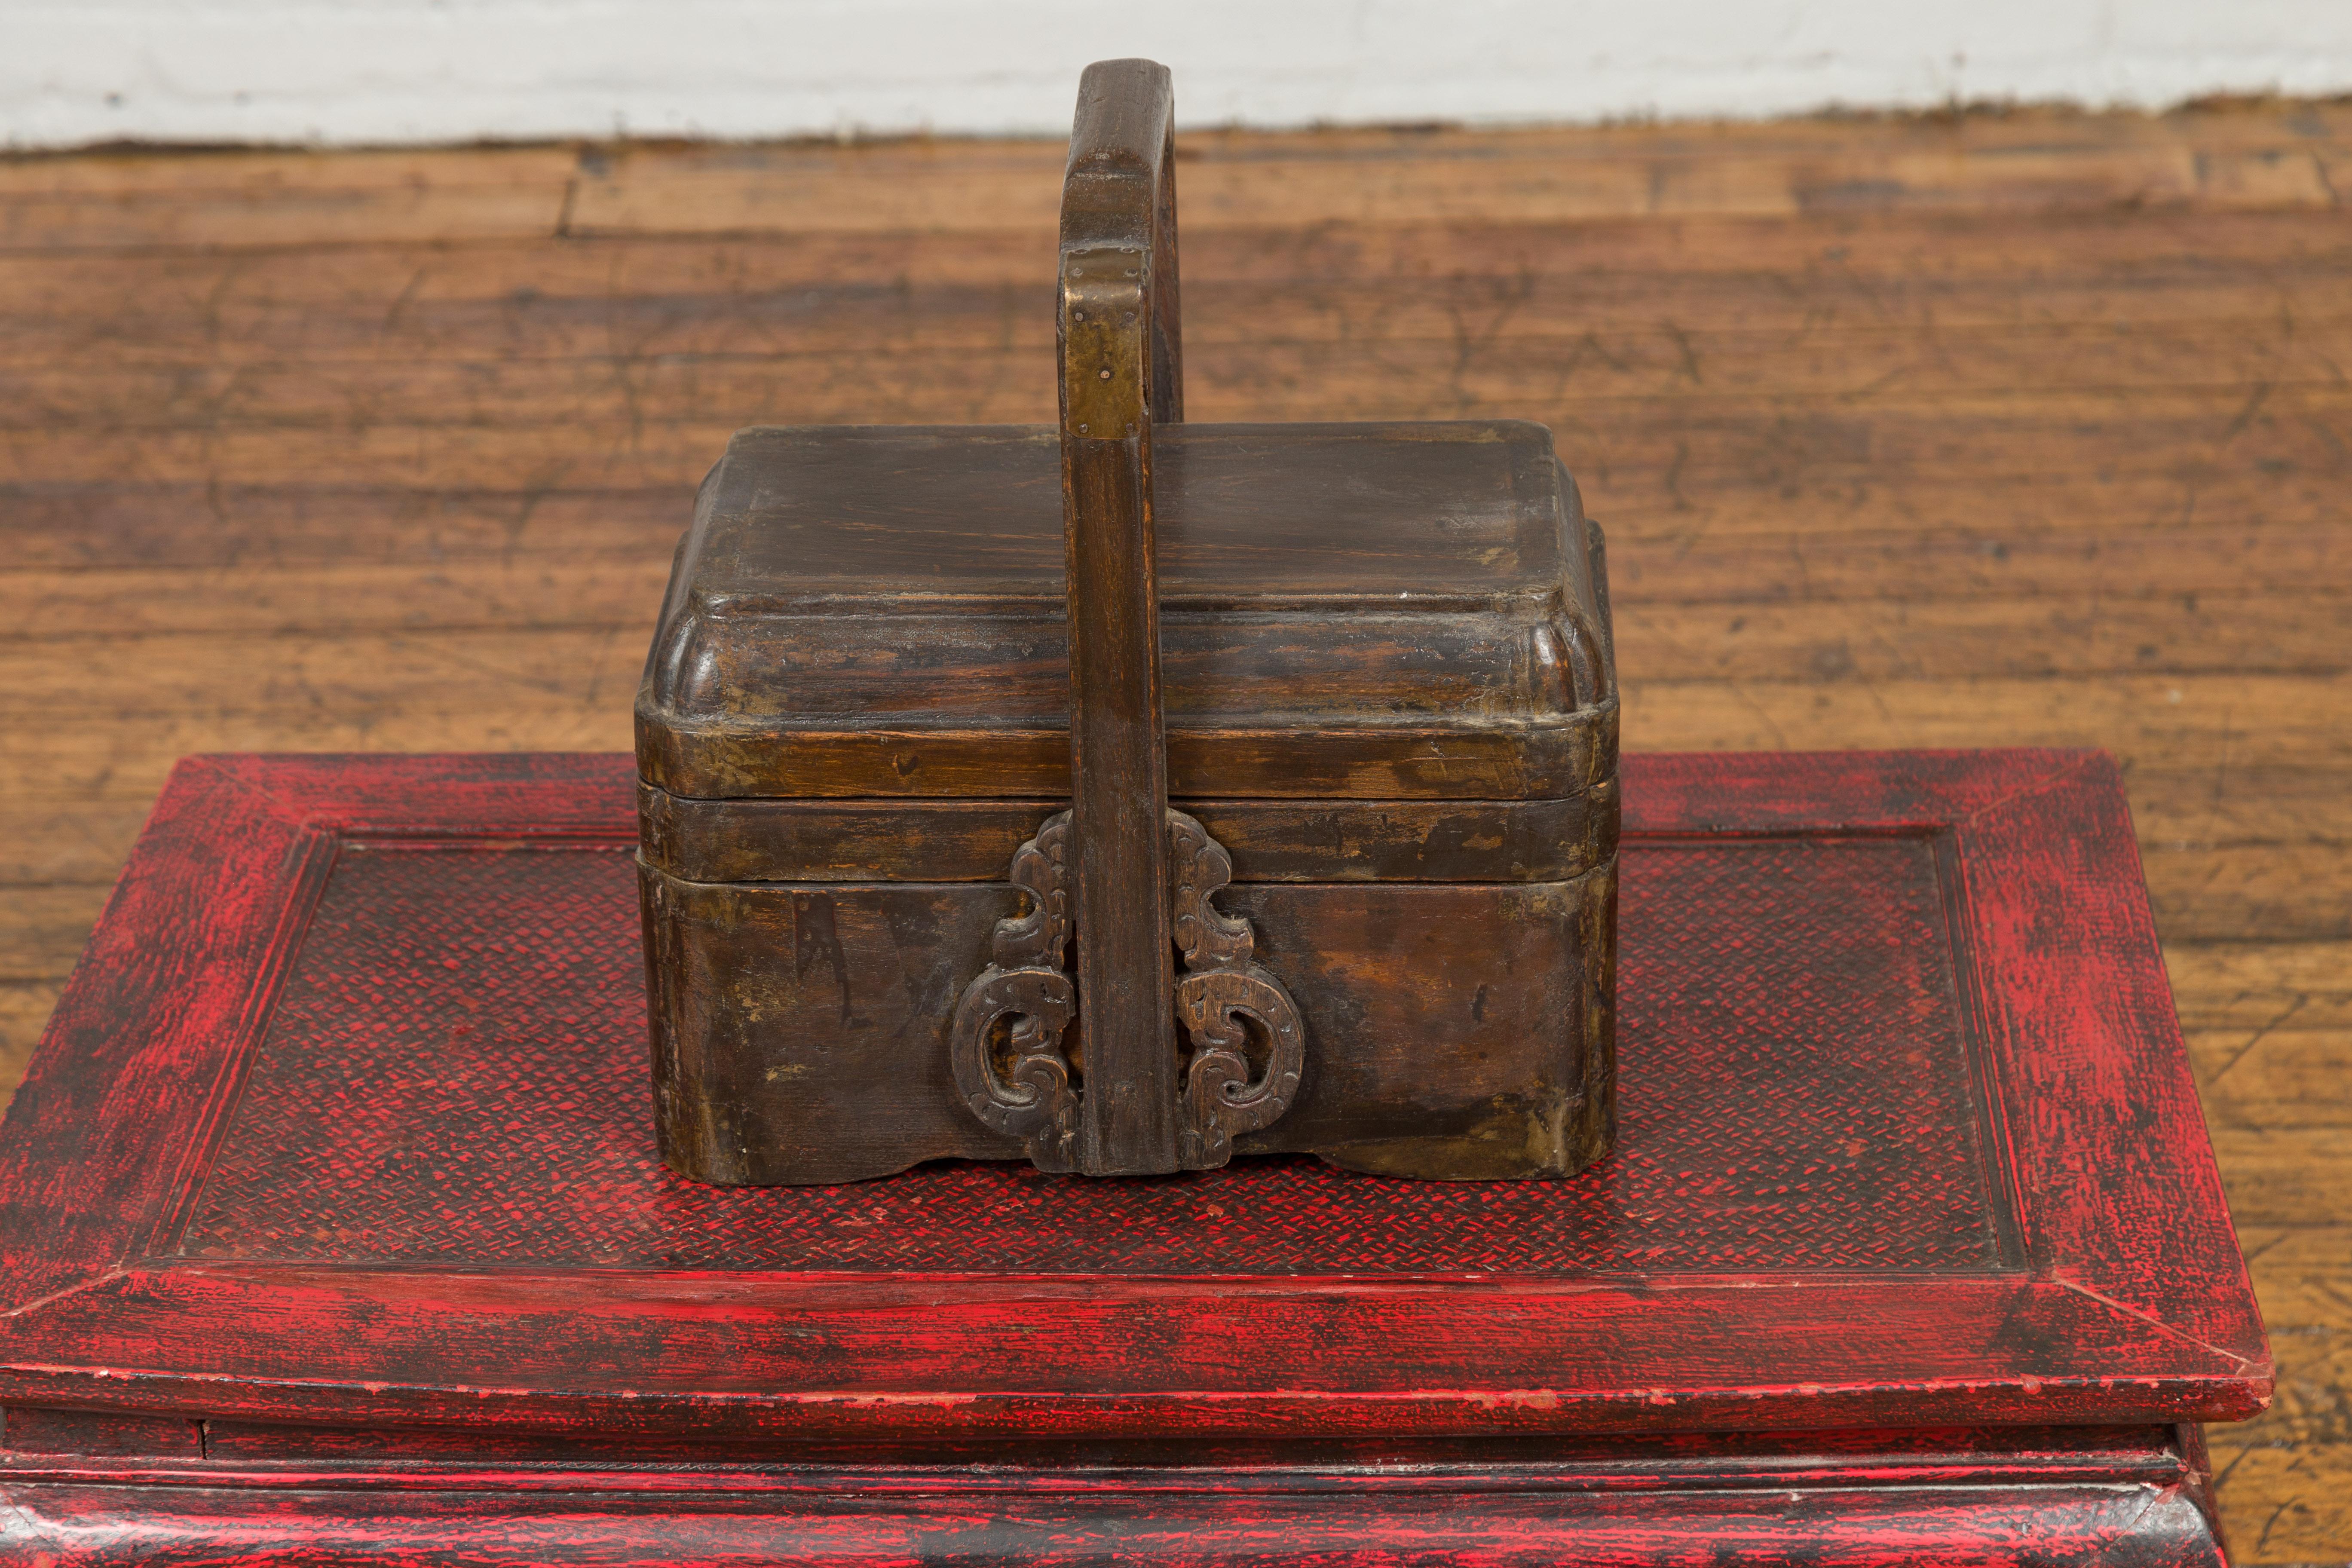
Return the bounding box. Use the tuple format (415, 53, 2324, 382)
(7, 0, 2351, 149)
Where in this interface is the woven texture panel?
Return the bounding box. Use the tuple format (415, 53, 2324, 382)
(180, 836, 2002, 1274)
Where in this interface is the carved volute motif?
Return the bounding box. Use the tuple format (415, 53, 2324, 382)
(1166, 810, 1305, 1169)
(946, 812, 1081, 1171)
(948, 808, 1305, 1174)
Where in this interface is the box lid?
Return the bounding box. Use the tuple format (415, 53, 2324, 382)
(0, 750, 2270, 1442)
(635, 421, 1616, 801)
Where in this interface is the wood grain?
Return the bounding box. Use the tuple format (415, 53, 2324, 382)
(2211, 1219, 2352, 1558)
(0, 102, 2344, 1557)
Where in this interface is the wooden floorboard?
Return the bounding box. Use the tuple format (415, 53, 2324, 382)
(0, 104, 2345, 1558)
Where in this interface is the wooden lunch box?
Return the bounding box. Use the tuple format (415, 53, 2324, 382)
(635, 60, 1620, 1185)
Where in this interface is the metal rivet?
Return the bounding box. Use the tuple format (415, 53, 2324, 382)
(1072, 309, 1085, 320)
(1077, 423, 1089, 432)
(1099, 368, 1112, 380)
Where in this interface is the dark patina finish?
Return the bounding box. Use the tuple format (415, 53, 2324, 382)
(635, 59, 1620, 1183)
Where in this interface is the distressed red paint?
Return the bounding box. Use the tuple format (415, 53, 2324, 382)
(0, 750, 2268, 1563)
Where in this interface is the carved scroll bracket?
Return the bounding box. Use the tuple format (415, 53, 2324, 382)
(949, 809, 1304, 1175)
(948, 812, 1080, 1172)
(1166, 810, 1304, 1170)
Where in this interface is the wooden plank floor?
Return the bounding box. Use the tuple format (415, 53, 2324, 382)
(3, 104, 2348, 1556)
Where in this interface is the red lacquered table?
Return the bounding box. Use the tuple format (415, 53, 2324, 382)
(0, 750, 2268, 1565)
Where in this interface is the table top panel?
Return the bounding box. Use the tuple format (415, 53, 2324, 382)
(176, 832, 1998, 1275)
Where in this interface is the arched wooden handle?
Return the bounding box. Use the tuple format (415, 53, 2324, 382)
(1058, 58, 1185, 1175)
